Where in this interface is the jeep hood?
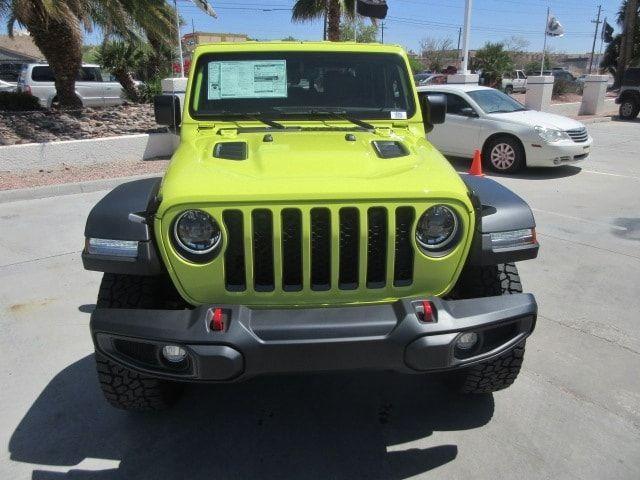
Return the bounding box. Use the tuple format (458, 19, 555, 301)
(157, 128, 472, 215)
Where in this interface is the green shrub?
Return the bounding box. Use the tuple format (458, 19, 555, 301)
(552, 79, 570, 97)
(137, 78, 163, 104)
(0, 91, 42, 111)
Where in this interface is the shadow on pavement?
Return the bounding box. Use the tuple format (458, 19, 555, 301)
(446, 156, 582, 180)
(9, 355, 495, 480)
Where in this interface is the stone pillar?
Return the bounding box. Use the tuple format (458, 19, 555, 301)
(579, 75, 608, 115)
(161, 77, 188, 114)
(447, 73, 479, 84)
(525, 76, 554, 111)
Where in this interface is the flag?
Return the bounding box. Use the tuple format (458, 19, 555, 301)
(546, 13, 564, 37)
(602, 19, 614, 43)
(190, 0, 217, 18)
(356, 0, 388, 20)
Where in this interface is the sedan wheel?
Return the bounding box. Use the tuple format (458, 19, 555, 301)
(483, 136, 525, 173)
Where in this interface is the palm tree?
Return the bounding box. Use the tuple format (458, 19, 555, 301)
(292, 0, 355, 42)
(1, 0, 175, 109)
(96, 41, 145, 102)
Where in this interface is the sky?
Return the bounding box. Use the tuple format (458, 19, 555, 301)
(83, 0, 624, 55)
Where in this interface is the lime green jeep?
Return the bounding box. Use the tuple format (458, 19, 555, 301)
(83, 42, 538, 411)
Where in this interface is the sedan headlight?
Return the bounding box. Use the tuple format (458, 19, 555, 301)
(416, 205, 460, 252)
(534, 125, 570, 143)
(173, 210, 221, 257)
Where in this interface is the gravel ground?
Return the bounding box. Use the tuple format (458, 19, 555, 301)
(0, 103, 166, 146)
(0, 158, 169, 190)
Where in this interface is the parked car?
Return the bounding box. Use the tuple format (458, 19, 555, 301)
(415, 73, 447, 86)
(550, 70, 583, 93)
(615, 67, 640, 120)
(502, 70, 527, 94)
(82, 42, 539, 411)
(417, 84, 593, 173)
(16, 63, 126, 108)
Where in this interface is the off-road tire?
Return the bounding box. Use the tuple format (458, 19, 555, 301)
(94, 273, 185, 411)
(483, 135, 525, 173)
(446, 263, 527, 394)
(504, 85, 514, 95)
(618, 98, 640, 120)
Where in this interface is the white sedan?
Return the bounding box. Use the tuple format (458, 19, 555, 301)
(417, 85, 593, 173)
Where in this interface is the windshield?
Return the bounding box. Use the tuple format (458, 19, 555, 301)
(467, 89, 527, 114)
(189, 52, 415, 120)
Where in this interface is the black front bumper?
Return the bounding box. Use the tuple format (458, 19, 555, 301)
(91, 294, 537, 382)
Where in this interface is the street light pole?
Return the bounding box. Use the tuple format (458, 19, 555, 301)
(174, 0, 185, 77)
(460, 0, 473, 73)
(540, 6, 549, 75)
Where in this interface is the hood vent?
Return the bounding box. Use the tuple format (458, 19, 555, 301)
(213, 142, 247, 160)
(372, 141, 409, 159)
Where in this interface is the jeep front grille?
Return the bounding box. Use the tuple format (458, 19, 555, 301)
(566, 127, 589, 143)
(221, 205, 416, 293)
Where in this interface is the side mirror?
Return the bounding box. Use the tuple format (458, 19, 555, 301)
(420, 93, 446, 133)
(460, 107, 478, 118)
(153, 94, 181, 133)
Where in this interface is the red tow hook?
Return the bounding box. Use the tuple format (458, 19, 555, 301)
(208, 307, 226, 332)
(416, 300, 436, 323)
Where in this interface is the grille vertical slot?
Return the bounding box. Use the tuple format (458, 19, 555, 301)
(222, 210, 246, 291)
(394, 207, 415, 287)
(281, 208, 303, 291)
(252, 209, 275, 292)
(310, 208, 331, 291)
(367, 207, 388, 288)
(339, 207, 359, 290)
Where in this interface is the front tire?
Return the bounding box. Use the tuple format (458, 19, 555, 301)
(94, 274, 185, 411)
(446, 263, 527, 394)
(483, 136, 525, 173)
(619, 98, 640, 120)
(504, 85, 514, 95)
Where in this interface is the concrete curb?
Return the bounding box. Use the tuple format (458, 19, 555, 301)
(0, 173, 160, 204)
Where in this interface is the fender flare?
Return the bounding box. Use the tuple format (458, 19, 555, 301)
(460, 174, 539, 265)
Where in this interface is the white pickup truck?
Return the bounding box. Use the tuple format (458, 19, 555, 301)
(16, 63, 127, 108)
(502, 70, 527, 94)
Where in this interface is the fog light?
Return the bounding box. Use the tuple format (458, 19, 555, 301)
(162, 345, 187, 363)
(455, 332, 479, 350)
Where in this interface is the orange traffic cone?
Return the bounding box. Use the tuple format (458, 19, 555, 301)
(469, 149, 484, 176)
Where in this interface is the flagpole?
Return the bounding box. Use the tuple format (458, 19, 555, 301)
(174, 0, 184, 77)
(540, 6, 549, 75)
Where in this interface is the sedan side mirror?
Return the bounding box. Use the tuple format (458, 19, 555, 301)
(420, 93, 446, 133)
(460, 107, 478, 118)
(153, 94, 181, 133)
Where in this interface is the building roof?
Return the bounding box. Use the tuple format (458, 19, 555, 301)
(0, 35, 44, 62)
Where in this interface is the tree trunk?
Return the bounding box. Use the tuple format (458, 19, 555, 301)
(617, 0, 639, 86)
(327, 0, 341, 41)
(114, 69, 140, 102)
(21, 16, 83, 109)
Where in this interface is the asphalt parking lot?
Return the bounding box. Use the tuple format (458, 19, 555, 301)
(1, 119, 639, 479)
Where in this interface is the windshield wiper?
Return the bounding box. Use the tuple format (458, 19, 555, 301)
(202, 110, 285, 129)
(273, 107, 375, 130)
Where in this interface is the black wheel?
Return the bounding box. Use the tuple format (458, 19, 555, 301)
(505, 85, 514, 95)
(446, 263, 527, 394)
(483, 135, 525, 173)
(619, 98, 640, 120)
(94, 273, 186, 411)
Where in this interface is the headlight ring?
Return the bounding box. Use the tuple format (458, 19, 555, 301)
(415, 205, 460, 254)
(172, 209, 222, 262)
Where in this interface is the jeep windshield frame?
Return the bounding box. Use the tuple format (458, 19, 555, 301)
(188, 51, 416, 122)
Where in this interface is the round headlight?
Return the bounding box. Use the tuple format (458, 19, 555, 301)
(174, 210, 221, 255)
(416, 205, 459, 251)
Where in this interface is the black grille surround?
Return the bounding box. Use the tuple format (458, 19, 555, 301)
(565, 127, 589, 143)
(221, 205, 420, 294)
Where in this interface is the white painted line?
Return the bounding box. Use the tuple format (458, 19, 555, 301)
(582, 169, 640, 181)
(531, 208, 628, 231)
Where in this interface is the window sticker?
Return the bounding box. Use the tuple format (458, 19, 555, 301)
(207, 60, 287, 100)
(390, 110, 407, 120)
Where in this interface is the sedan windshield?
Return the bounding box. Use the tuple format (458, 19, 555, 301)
(467, 89, 527, 114)
(189, 51, 415, 121)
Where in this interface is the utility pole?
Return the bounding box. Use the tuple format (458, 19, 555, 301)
(589, 5, 602, 74)
(354, 0, 358, 42)
(540, 6, 549, 75)
(618, 0, 638, 84)
(457, 26, 462, 70)
(323, 0, 328, 41)
(173, 0, 184, 77)
(381, 21, 384, 43)
(192, 18, 195, 36)
(460, 0, 473, 73)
